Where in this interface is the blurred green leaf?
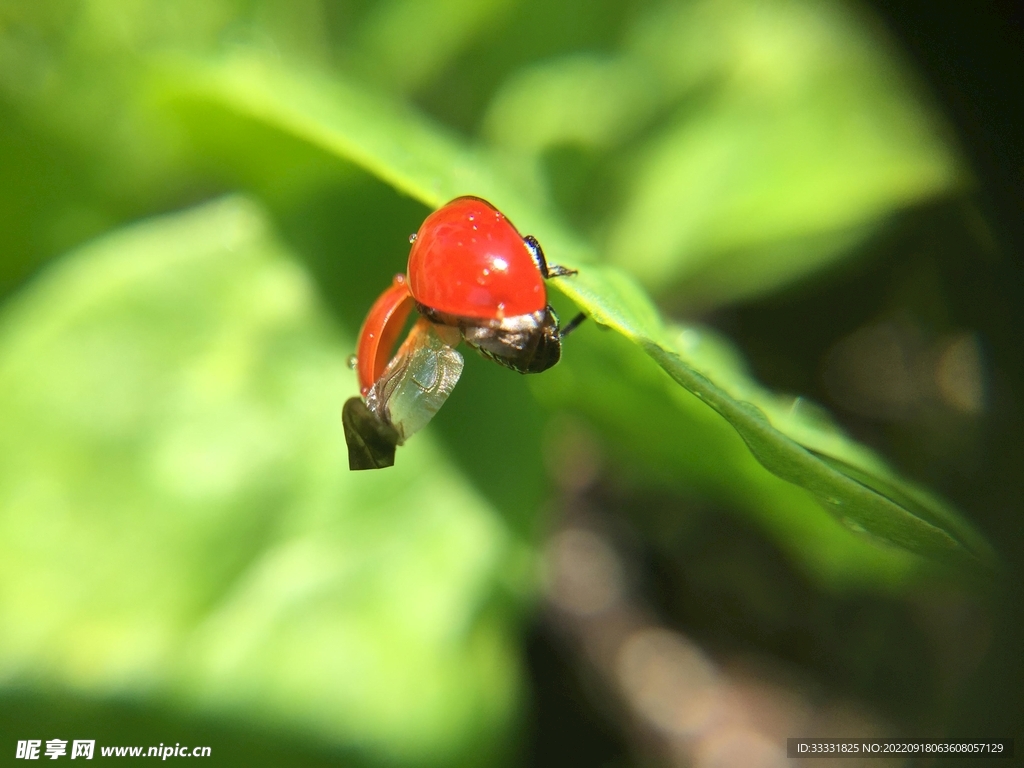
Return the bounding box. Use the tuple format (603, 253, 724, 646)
(155, 53, 550, 223)
(349, 0, 515, 94)
(481, 0, 963, 306)
(0, 197, 529, 764)
(610, 0, 962, 305)
(0, 0, 246, 300)
(482, 54, 658, 152)
(157, 51, 993, 576)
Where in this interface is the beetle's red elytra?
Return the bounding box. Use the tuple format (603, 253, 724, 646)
(355, 274, 414, 396)
(408, 196, 546, 320)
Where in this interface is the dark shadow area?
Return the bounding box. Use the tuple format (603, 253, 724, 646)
(556, 481, 989, 735)
(717, 201, 1023, 754)
(865, 1, 1024, 258)
(710, 0, 1024, 741)
(520, 622, 631, 768)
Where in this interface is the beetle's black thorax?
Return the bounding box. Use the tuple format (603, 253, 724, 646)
(416, 303, 562, 374)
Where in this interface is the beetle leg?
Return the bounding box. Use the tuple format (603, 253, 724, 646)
(523, 235, 577, 279)
(559, 312, 587, 338)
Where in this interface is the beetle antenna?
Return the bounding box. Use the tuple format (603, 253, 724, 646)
(559, 312, 587, 338)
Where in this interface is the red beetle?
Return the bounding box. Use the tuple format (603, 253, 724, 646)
(408, 196, 580, 373)
(344, 197, 582, 469)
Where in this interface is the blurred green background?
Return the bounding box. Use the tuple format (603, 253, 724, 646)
(0, 0, 1020, 765)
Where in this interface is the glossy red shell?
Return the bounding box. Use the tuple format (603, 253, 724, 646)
(408, 197, 546, 320)
(356, 275, 414, 396)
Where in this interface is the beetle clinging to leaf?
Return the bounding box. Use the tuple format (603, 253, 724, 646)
(343, 196, 584, 470)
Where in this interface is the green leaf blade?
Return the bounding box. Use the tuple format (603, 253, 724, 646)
(153, 47, 993, 576)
